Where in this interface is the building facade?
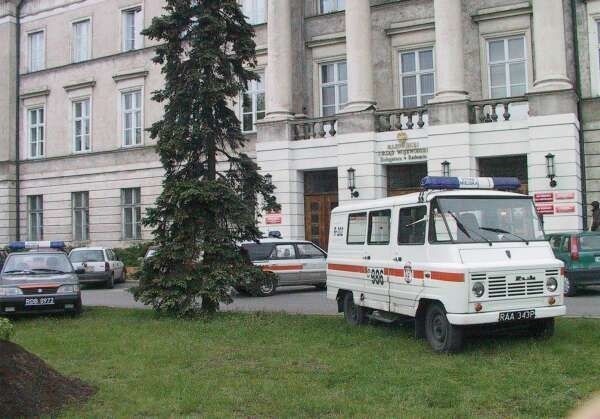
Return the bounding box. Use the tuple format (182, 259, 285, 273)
(0, 0, 597, 250)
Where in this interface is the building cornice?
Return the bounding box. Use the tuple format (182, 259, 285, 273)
(20, 86, 49, 100)
(306, 31, 346, 48)
(386, 18, 435, 37)
(63, 78, 96, 91)
(112, 68, 149, 83)
(471, 2, 532, 23)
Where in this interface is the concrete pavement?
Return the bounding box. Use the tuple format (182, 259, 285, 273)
(81, 282, 600, 318)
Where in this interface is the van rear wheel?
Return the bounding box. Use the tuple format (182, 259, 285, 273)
(343, 293, 367, 326)
(425, 303, 464, 353)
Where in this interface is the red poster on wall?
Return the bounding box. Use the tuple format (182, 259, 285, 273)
(555, 192, 575, 201)
(534, 193, 554, 203)
(555, 205, 576, 214)
(536, 204, 555, 215)
(265, 211, 283, 225)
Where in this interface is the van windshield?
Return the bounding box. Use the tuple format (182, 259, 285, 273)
(430, 197, 545, 244)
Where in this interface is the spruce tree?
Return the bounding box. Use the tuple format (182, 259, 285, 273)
(133, 0, 279, 315)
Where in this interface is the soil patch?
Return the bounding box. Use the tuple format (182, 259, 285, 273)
(0, 340, 95, 417)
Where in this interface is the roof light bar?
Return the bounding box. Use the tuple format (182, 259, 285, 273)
(421, 176, 521, 191)
(8, 241, 66, 250)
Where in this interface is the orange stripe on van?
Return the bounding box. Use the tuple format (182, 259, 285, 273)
(327, 263, 368, 274)
(431, 271, 464, 282)
(261, 265, 303, 272)
(329, 263, 464, 282)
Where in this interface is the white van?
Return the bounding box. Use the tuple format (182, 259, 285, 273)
(326, 177, 566, 353)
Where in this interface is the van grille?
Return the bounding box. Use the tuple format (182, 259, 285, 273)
(472, 273, 545, 299)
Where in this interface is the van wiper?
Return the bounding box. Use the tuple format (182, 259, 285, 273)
(480, 227, 529, 245)
(447, 211, 493, 246)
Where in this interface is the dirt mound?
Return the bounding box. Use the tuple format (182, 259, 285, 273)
(0, 340, 95, 417)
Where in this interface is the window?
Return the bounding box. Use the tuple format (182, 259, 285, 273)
(72, 19, 90, 62)
(122, 7, 142, 51)
(122, 188, 142, 240)
(488, 36, 527, 98)
(368, 210, 391, 245)
(296, 243, 325, 258)
(269, 244, 296, 259)
(398, 206, 427, 245)
(28, 31, 45, 72)
(347, 212, 367, 244)
(320, 0, 345, 14)
(479, 155, 528, 194)
(387, 164, 428, 196)
(28, 195, 43, 241)
(72, 191, 89, 241)
(400, 49, 434, 108)
(241, 0, 266, 25)
(320, 61, 347, 116)
(73, 98, 91, 152)
(122, 90, 142, 146)
(28, 107, 45, 158)
(241, 73, 265, 132)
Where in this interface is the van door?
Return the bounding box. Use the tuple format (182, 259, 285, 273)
(389, 205, 427, 315)
(363, 209, 393, 312)
(295, 242, 327, 284)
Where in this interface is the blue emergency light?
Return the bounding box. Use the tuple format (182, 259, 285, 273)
(8, 241, 66, 250)
(421, 176, 521, 191)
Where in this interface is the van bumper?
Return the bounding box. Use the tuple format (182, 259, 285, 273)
(447, 305, 566, 326)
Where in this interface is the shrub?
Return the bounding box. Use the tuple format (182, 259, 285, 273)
(114, 243, 153, 268)
(0, 317, 15, 341)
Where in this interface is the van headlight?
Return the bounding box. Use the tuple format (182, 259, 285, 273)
(546, 277, 558, 292)
(58, 284, 80, 293)
(0, 287, 23, 296)
(472, 282, 485, 298)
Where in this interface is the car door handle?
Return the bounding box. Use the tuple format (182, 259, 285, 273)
(393, 256, 402, 262)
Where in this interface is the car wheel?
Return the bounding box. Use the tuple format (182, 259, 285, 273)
(564, 276, 577, 297)
(106, 274, 115, 289)
(256, 276, 277, 297)
(315, 283, 327, 290)
(342, 292, 367, 326)
(425, 303, 464, 353)
(530, 318, 555, 339)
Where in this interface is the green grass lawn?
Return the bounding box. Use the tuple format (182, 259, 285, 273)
(12, 308, 600, 418)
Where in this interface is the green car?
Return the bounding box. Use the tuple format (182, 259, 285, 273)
(547, 232, 600, 296)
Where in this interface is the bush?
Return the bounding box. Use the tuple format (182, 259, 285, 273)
(0, 317, 15, 341)
(114, 243, 153, 268)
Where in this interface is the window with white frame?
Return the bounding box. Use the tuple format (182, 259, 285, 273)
(28, 195, 43, 241)
(73, 98, 91, 152)
(121, 90, 142, 146)
(72, 191, 89, 241)
(28, 31, 45, 72)
(241, 73, 265, 132)
(28, 107, 45, 158)
(320, 61, 347, 116)
(72, 19, 90, 62)
(488, 36, 527, 98)
(241, 0, 266, 25)
(320, 0, 345, 14)
(400, 49, 434, 108)
(122, 188, 142, 240)
(122, 7, 142, 51)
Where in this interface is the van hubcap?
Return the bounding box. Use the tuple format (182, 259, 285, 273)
(432, 313, 447, 343)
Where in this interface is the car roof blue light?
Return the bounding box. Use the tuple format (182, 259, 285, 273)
(8, 241, 65, 250)
(421, 176, 521, 191)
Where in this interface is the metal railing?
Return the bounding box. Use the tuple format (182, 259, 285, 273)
(291, 117, 337, 140)
(375, 107, 427, 132)
(470, 96, 528, 123)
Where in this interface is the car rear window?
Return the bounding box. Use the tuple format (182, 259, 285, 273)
(70, 250, 104, 263)
(580, 235, 600, 251)
(242, 244, 273, 261)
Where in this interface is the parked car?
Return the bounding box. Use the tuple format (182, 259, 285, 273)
(69, 247, 126, 288)
(0, 242, 82, 315)
(547, 231, 600, 296)
(240, 239, 327, 296)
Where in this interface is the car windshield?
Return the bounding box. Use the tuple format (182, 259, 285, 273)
(70, 250, 104, 263)
(580, 235, 600, 250)
(430, 197, 545, 244)
(2, 253, 73, 275)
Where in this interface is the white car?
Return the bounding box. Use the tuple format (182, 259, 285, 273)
(69, 247, 126, 289)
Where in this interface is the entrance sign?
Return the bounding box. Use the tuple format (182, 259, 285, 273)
(376, 138, 428, 164)
(536, 204, 555, 215)
(265, 211, 282, 225)
(534, 193, 554, 203)
(555, 192, 575, 201)
(555, 205, 575, 214)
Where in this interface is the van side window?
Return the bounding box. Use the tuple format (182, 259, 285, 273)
(347, 212, 367, 244)
(398, 206, 427, 245)
(368, 209, 391, 245)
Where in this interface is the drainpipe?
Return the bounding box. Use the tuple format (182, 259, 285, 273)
(571, 0, 588, 230)
(15, 0, 22, 240)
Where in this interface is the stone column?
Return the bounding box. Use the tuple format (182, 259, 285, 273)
(342, 0, 376, 112)
(531, 0, 572, 92)
(265, 0, 294, 120)
(430, 0, 468, 103)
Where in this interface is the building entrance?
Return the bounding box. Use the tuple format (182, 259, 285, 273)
(304, 170, 338, 250)
(387, 163, 428, 196)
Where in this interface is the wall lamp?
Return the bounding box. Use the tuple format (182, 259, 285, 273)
(347, 167, 359, 198)
(545, 153, 557, 188)
(264, 173, 272, 186)
(442, 160, 451, 177)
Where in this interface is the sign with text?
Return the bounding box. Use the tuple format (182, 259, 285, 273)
(555, 205, 576, 214)
(376, 135, 428, 164)
(535, 204, 555, 215)
(534, 193, 554, 203)
(265, 211, 282, 225)
(555, 192, 575, 201)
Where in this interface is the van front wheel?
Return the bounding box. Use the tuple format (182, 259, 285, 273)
(425, 303, 464, 353)
(343, 293, 367, 326)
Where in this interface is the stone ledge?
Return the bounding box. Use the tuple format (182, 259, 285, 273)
(112, 68, 149, 83)
(472, 2, 532, 22)
(306, 31, 346, 49)
(386, 18, 435, 36)
(63, 79, 96, 92)
(20, 87, 50, 100)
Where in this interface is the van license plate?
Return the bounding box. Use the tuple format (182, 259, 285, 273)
(499, 310, 535, 322)
(25, 297, 55, 306)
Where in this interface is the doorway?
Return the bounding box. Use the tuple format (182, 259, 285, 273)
(387, 163, 428, 196)
(304, 170, 338, 251)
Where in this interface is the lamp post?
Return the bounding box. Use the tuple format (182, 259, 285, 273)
(545, 153, 557, 188)
(442, 160, 451, 177)
(347, 167, 359, 198)
(265, 173, 272, 186)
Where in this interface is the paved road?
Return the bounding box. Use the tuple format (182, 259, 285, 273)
(81, 282, 600, 317)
